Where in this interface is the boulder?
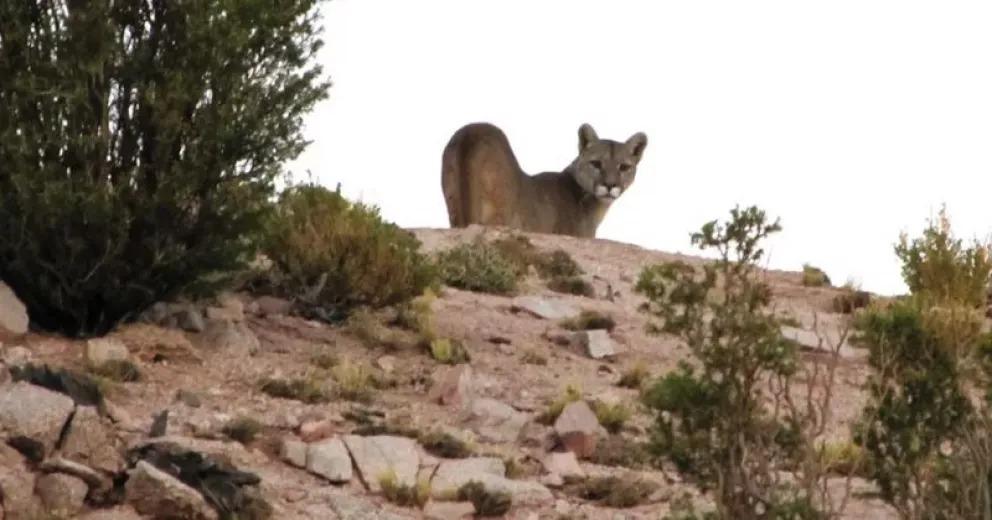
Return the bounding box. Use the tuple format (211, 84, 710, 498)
(429, 365, 475, 408)
(554, 401, 601, 458)
(306, 437, 353, 483)
(85, 337, 131, 367)
(197, 320, 260, 356)
(35, 473, 89, 517)
(0, 382, 75, 457)
(342, 435, 419, 493)
(573, 329, 616, 359)
(0, 282, 28, 341)
(175, 305, 206, 333)
(0, 443, 42, 518)
(542, 451, 585, 480)
(463, 398, 528, 443)
(254, 296, 292, 317)
(430, 458, 552, 506)
(61, 405, 126, 474)
(125, 461, 218, 520)
(424, 501, 476, 520)
(511, 296, 580, 321)
(280, 438, 308, 469)
(299, 418, 336, 442)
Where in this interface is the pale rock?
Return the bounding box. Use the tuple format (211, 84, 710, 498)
(61, 405, 126, 474)
(0, 443, 41, 518)
(424, 501, 476, 520)
(342, 435, 420, 493)
(574, 329, 616, 359)
(0, 382, 75, 457)
(431, 458, 553, 506)
(306, 437, 353, 483)
(429, 364, 475, 408)
(463, 398, 528, 443)
(512, 296, 580, 321)
(125, 461, 218, 520)
(299, 418, 336, 442)
(554, 401, 601, 458)
(254, 296, 292, 316)
(0, 282, 28, 341)
(197, 320, 260, 356)
(35, 473, 89, 517)
(85, 337, 131, 367)
(280, 438, 308, 468)
(542, 451, 585, 480)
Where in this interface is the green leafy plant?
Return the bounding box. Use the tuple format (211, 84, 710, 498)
(593, 401, 633, 434)
(263, 185, 437, 322)
(0, 1, 329, 337)
(436, 241, 519, 294)
(429, 338, 471, 365)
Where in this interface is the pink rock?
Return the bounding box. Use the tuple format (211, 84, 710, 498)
(429, 365, 474, 408)
(554, 401, 601, 459)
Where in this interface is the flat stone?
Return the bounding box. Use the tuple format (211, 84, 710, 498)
(77, 506, 145, 520)
(424, 500, 476, 520)
(431, 458, 552, 506)
(125, 461, 218, 520)
(61, 405, 126, 474)
(554, 401, 601, 459)
(542, 451, 585, 479)
(113, 324, 203, 365)
(197, 320, 260, 356)
(85, 337, 131, 367)
(254, 296, 292, 316)
(0, 382, 75, 457)
(35, 473, 89, 517)
(429, 365, 475, 408)
(280, 438, 308, 468)
(464, 398, 528, 443)
(0, 282, 28, 341)
(574, 329, 616, 359)
(306, 437, 353, 483)
(512, 296, 580, 321)
(342, 435, 419, 493)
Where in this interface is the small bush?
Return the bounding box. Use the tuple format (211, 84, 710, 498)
(457, 481, 512, 517)
(394, 289, 438, 345)
(419, 430, 473, 459)
(310, 351, 339, 370)
(537, 385, 583, 425)
(801, 264, 831, 287)
(593, 401, 633, 434)
(263, 185, 437, 321)
(259, 377, 329, 404)
(617, 363, 651, 389)
(429, 338, 471, 365)
(561, 310, 616, 332)
(379, 472, 430, 508)
(567, 476, 656, 508)
(815, 440, 868, 477)
(832, 289, 871, 314)
(535, 249, 583, 279)
(222, 416, 265, 444)
(547, 276, 596, 297)
(88, 360, 141, 383)
(331, 360, 375, 403)
(436, 241, 519, 294)
(346, 308, 403, 349)
(588, 436, 651, 469)
(521, 349, 549, 366)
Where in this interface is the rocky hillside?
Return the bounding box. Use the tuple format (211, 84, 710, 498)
(0, 226, 895, 520)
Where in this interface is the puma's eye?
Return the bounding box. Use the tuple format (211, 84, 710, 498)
(619, 163, 632, 172)
(590, 160, 603, 170)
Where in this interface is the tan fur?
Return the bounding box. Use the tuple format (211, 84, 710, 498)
(442, 122, 648, 238)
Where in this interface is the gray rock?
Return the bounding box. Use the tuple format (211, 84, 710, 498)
(198, 320, 260, 356)
(542, 451, 585, 479)
(61, 406, 126, 474)
(342, 435, 419, 493)
(306, 437, 353, 483)
(0, 382, 75, 457)
(0, 443, 42, 518)
(512, 296, 580, 321)
(431, 457, 553, 506)
(85, 337, 131, 367)
(319, 486, 416, 520)
(464, 398, 528, 443)
(35, 473, 89, 517)
(424, 500, 476, 520)
(574, 329, 616, 359)
(125, 461, 218, 520)
(554, 401, 601, 458)
(40, 457, 114, 496)
(0, 281, 28, 340)
(175, 305, 206, 333)
(280, 438, 308, 468)
(429, 364, 475, 408)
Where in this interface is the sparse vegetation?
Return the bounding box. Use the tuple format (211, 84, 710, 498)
(222, 416, 265, 444)
(537, 385, 583, 425)
(310, 351, 339, 370)
(832, 289, 871, 314)
(0, 0, 329, 337)
(588, 436, 652, 469)
(566, 476, 656, 508)
(429, 338, 471, 365)
(259, 376, 329, 404)
(88, 360, 142, 383)
(561, 310, 616, 332)
(436, 241, 520, 294)
(521, 349, 549, 366)
(394, 290, 438, 345)
(547, 275, 596, 297)
(801, 264, 832, 287)
(263, 185, 437, 322)
(418, 430, 473, 459)
(457, 481, 512, 517)
(379, 472, 431, 508)
(592, 401, 632, 434)
(815, 440, 868, 477)
(346, 308, 403, 349)
(617, 363, 651, 389)
(331, 360, 376, 403)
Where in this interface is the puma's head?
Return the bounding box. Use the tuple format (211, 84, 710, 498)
(571, 123, 648, 202)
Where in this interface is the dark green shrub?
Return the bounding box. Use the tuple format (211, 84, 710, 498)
(566, 476, 656, 508)
(436, 241, 519, 294)
(418, 430, 473, 459)
(263, 185, 436, 321)
(259, 376, 329, 404)
(457, 482, 512, 517)
(0, 1, 329, 337)
(547, 275, 596, 297)
(561, 310, 616, 331)
(222, 416, 265, 444)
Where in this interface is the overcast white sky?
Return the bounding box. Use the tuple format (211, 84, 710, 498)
(289, 0, 992, 296)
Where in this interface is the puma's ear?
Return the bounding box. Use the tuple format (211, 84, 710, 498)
(625, 132, 648, 163)
(578, 123, 599, 152)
